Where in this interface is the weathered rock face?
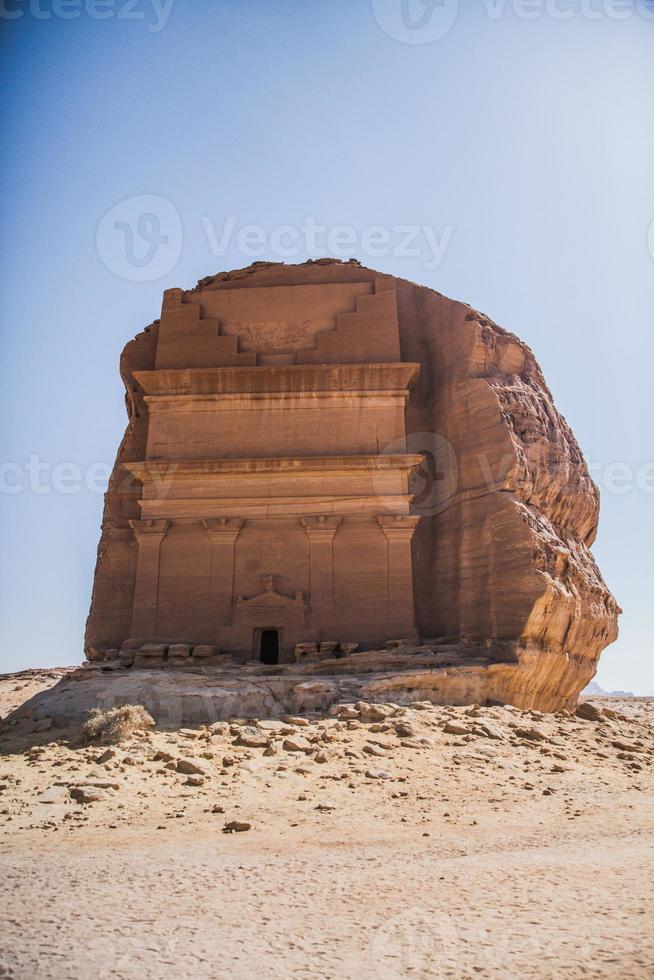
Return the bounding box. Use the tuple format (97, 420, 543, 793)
(85, 260, 619, 711)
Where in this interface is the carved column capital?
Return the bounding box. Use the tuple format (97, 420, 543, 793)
(300, 515, 342, 541)
(129, 519, 170, 544)
(376, 515, 420, 541)
(202, 518, 245, 544)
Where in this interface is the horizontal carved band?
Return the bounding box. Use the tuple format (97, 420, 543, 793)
(124, 454, 423, 481)
(133, 362, 421, 397)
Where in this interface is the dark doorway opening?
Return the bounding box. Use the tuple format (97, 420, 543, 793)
(259, 629, 280, 665)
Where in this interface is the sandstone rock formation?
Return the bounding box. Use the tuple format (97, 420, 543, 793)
(84, 259, 619, 711)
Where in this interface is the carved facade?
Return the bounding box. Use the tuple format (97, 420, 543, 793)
(90, 271, 422, 663)
(86, 260, 619, 707)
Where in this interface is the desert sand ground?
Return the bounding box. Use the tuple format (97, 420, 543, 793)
(0, 669, 652, 980)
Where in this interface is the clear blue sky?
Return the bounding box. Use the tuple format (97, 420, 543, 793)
(1, 0, 652, 692)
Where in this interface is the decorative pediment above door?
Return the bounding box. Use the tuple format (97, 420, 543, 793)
(235, 574, 307, 609)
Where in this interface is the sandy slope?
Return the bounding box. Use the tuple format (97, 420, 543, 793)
(0, 669, 652, 979)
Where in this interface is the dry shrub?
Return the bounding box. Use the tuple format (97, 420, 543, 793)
(81, 704, 155, 744)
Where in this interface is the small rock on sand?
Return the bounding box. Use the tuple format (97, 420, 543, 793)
(176, 759, 209, 776)
(283, 736, 311, 753)
(235, 728, 270, 749)
(70, 787, 106, 804)
(575, 703, 603, 722)
(223, 820, 251, 833)
(38, 786, 69, 805)
(443, 722, 469, 736)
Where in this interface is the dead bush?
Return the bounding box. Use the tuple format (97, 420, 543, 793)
(81, 704, 155, 744)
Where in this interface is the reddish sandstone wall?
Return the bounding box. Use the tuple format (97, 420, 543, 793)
(85, 261, 619, 708)
(395, 281, 619, 704)
(85, 323, 158, 651)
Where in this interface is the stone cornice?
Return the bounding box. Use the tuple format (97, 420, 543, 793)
(143, 390, 411, 412)
(124, 455, 423, 481)
(133, 362, 420, 397)
(139, 495, 412, 519)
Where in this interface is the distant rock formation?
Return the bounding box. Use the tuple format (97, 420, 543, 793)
(582, 681, 634, 698)
(85, 260, 619, 711)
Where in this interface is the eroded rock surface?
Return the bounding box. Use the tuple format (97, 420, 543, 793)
(84, 260, 619, 711)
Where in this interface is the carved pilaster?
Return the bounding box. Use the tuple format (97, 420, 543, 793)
(376, 515, 420, 603)
(300, 516, 342, 604)
(129, 519, 170, 638)
(202, 518, 244, 623)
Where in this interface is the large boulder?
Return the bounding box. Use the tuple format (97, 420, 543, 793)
(83, 260, 619, 710)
